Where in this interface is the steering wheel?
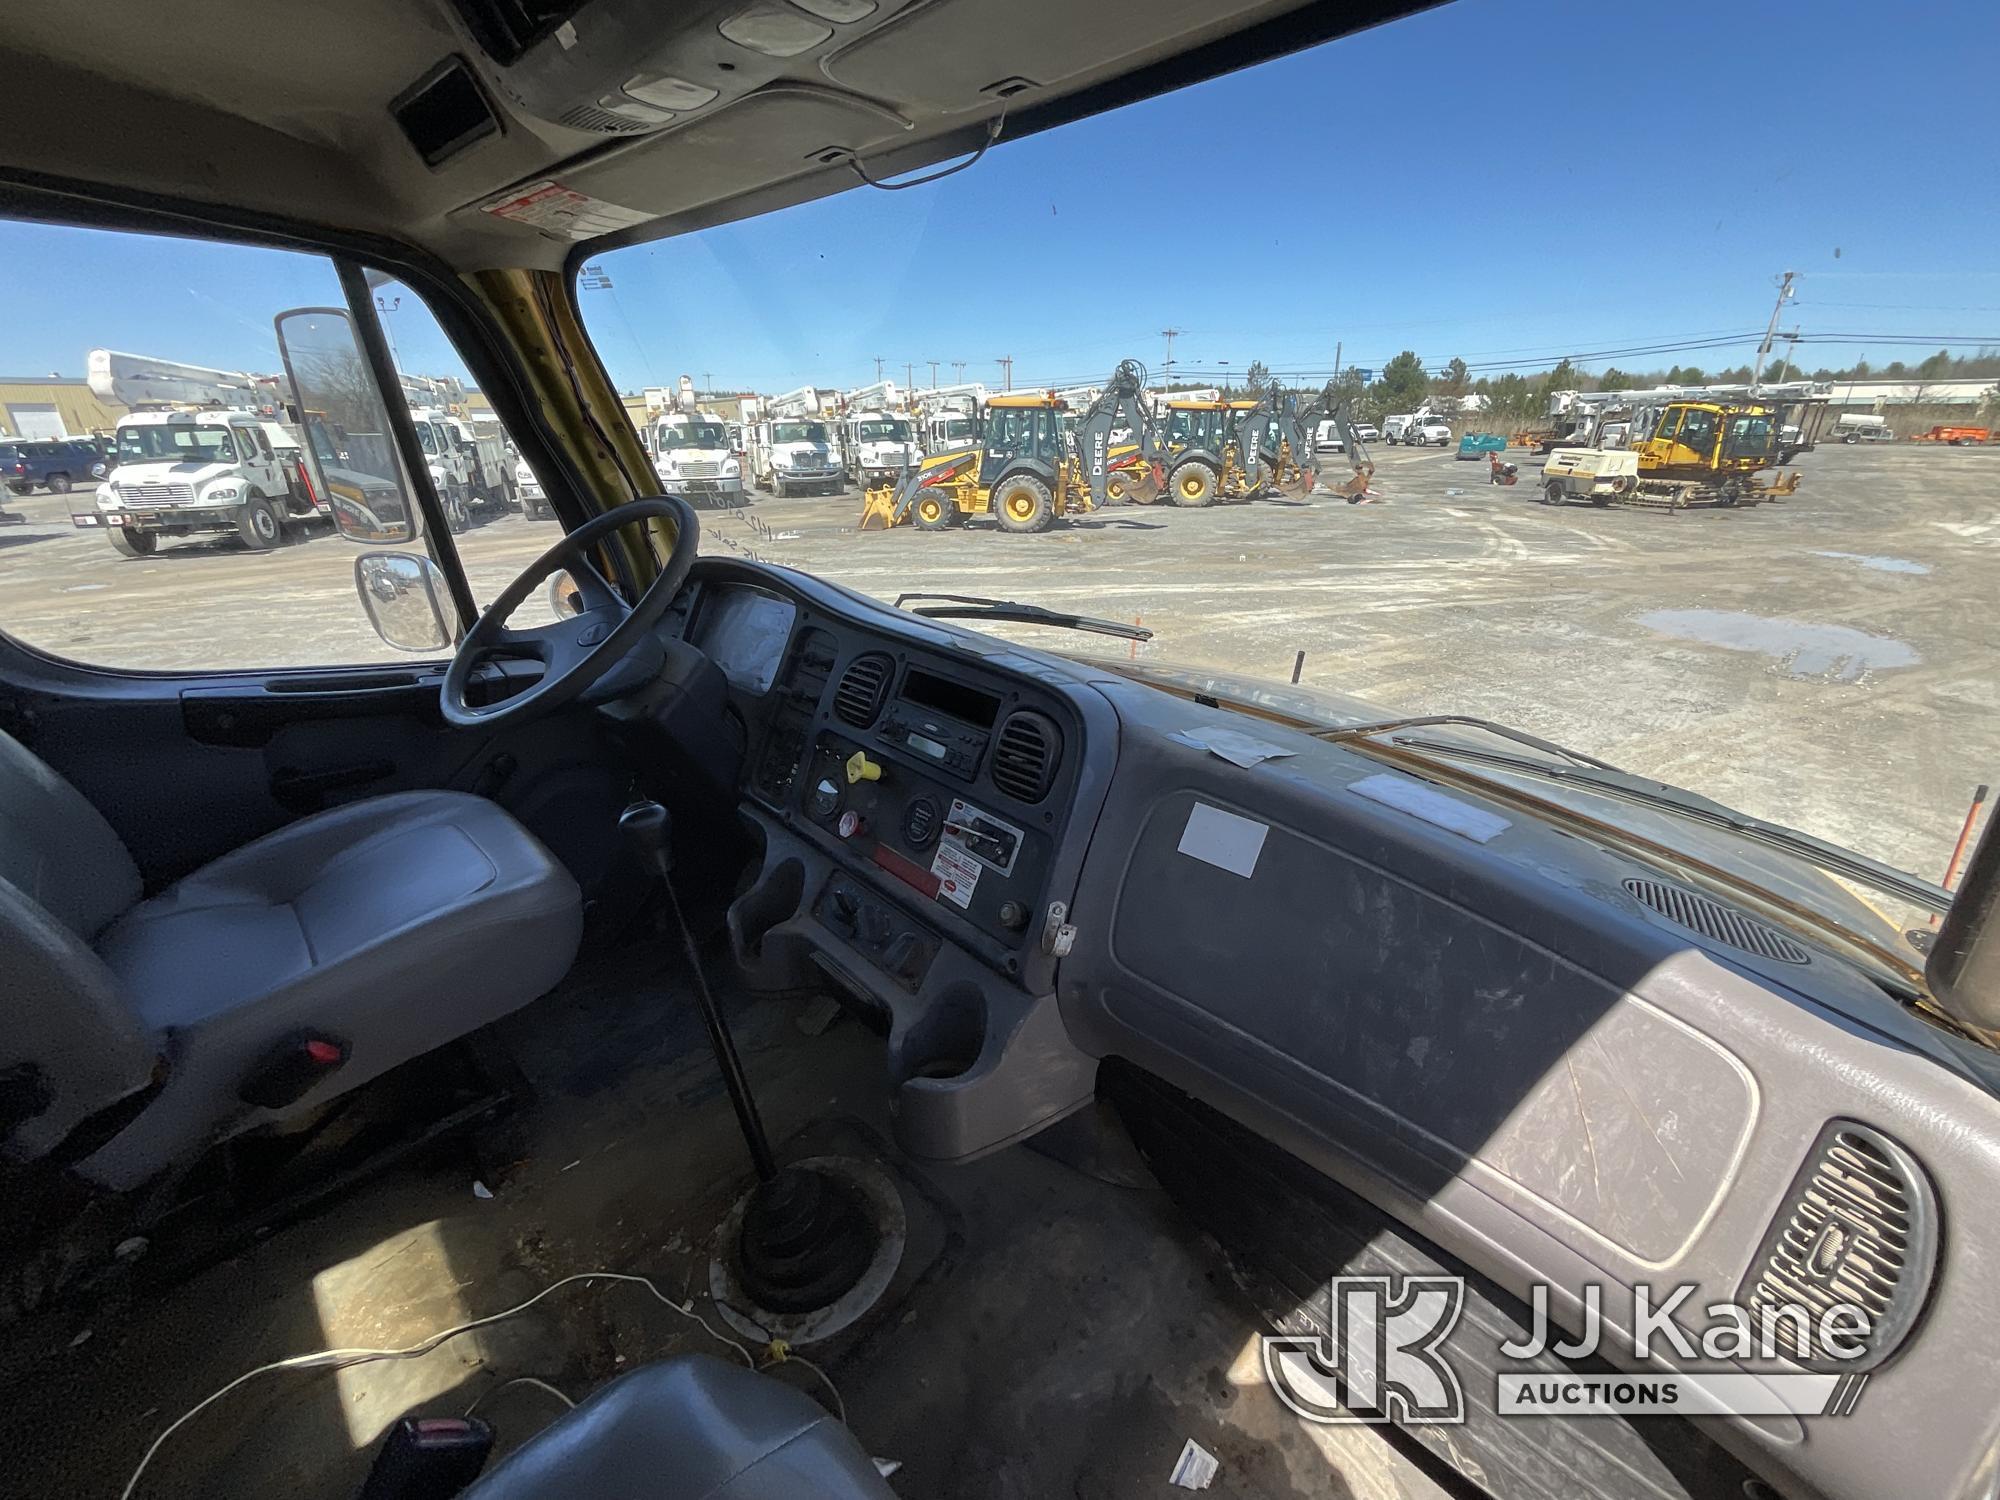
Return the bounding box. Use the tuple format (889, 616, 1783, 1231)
(441, 495, 699, 729)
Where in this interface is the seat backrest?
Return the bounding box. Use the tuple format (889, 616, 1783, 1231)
(0, 727, 141, 939)
(0, 728, 155, 1165)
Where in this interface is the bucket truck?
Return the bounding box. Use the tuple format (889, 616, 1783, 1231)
(644, 375, 745, 507)
(748, 387, 842, 497)
(73, 348, 326, 556)
(836, 380, 921, 489)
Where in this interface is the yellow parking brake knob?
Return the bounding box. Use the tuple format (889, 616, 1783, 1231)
(845, 751, 883, 786)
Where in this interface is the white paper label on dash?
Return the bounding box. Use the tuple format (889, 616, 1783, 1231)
(930, 841, 981, 908)
(1177, 802, 1268, 878)
(1349, 772, 1510, 843)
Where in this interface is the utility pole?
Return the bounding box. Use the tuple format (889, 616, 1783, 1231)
(702, 371, 713, 398)
(928, 360, 940, 388)
(873, 355, 886, 383)
(1332, 340, 1342, 384)
(374, 295, 402, 366)
(905, 362, 915, 394)
(952, 360, 966, 383)
(997, 355, 1013, 391)
(1160, 327, 1182, 386)
(1751, 270, 1797, 392)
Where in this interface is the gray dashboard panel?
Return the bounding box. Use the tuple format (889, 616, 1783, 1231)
(1109, 788, 1756, 1265)
(1058, 673, 2000, 1500)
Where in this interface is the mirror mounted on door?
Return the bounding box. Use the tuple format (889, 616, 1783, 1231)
(355, 552, 454, 652)
(272, 307, 422, 545)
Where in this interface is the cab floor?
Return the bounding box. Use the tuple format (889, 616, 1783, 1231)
(0, 930, 1456, 1500)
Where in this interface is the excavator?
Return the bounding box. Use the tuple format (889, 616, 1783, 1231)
(857, 360, 1161, 533)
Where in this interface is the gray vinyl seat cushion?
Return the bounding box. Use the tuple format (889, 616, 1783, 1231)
(463, 1356, 897, 1500)
(0, 727, 582, 1188)
(83, 791, 582, 1187)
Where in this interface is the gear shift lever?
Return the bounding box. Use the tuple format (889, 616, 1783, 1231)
(621, 799, 777, 1182)
(621, 799, 878, 1314)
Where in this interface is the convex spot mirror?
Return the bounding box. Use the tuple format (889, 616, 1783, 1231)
(355, 552, 454, 652)
(273, 307, 422, 544)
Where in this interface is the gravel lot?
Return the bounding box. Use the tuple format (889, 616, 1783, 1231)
(5, 441, 1994, 877)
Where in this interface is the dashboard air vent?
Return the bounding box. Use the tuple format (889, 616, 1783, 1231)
(833, 654, 891, 728)
(1622, 878, 1811, 964)
(991, 711, 1060, 803)
(1740, 1120, 1937, 1371)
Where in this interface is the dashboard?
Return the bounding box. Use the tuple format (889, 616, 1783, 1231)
(682, 569, 1105, 1002)
(657, 557, 2000, 1500)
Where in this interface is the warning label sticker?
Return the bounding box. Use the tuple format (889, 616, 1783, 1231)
(929, 841, 982, 909)
(478, 181, 651, 241)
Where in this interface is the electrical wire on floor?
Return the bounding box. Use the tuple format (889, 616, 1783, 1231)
(119, 1269, 845, 1500)
(463, 1375, 576, 1419)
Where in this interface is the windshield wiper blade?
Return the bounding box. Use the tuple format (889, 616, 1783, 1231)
(1313, 714, 1623, 770)
(894, 592, 1153, 642)
(1384, 734, 1950, 914)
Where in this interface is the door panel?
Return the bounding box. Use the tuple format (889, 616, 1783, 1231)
(2, 643, 624, 891)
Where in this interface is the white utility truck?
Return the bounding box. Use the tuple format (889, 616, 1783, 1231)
(408, 405, 514, 528)
(644, 376, 745, 507)
(76, 349, 327, 556)
(836, 381, 920, 489)
(914, 382, 987, 455)
(748, 387, 843, 496)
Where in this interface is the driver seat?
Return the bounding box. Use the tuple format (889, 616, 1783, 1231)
(0, 729, 582, 1190)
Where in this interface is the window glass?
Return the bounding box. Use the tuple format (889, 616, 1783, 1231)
(573, 2, 1998, 894)
(0, 223, 433, 670)
(365, 279, 563, 630)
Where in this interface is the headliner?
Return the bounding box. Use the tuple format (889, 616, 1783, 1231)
(0, 0, 1432, 272)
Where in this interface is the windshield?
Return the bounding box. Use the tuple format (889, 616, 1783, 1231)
(773, 421, 825, 443)
(573, 6, 2000, 918)
(117, 424, 237, 464)
(857, 419, 909, 441)
(658, 422, 727, 450)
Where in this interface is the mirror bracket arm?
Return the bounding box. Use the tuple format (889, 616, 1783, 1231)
(333, 258, 478, 633)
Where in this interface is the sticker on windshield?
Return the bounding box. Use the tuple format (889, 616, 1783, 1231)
(930, 842, 981, 909)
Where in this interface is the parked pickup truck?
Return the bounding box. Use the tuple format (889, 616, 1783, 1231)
(74, 409, 322, 555)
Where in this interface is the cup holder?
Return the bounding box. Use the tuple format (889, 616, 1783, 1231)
(894, 983, 988, 1086)
(732, 857, 804, 959)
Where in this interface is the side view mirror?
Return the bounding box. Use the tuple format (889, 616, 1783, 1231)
(546, 570, 584, 618)
(354, 552, 454, 652)
(273, 306, 421, 545)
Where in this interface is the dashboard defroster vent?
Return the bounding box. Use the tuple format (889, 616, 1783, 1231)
(833, 654, 891, 728)
(991, 711, 1060, 803)
(1740, 1120, 1938, 1371)
(1622, 878, 1811, 964)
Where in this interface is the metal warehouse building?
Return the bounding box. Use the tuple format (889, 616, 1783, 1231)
(0, 376, 126, 439)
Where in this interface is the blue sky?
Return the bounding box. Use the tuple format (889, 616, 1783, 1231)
(5, 0, 1998, 395)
